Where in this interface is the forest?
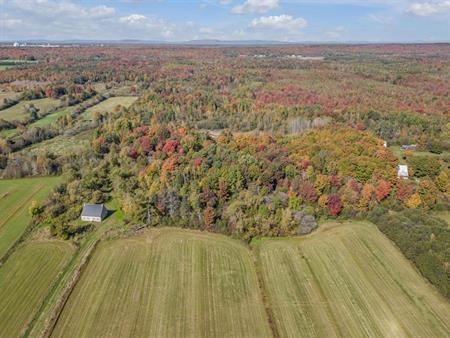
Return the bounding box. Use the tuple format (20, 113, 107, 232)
(0, 44, 449, 298)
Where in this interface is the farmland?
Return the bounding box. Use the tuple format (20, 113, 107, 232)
(82, 96, 137, 121)
(389, 146, 449, 161)
(0, 97, 60, 122)
(0, 240, 73, 337)
(52, 229, 271, 338)
(434, 211, 450, 227)
(0, 176, 60, 259)
(19, 130, 93, 156)
(0, 43, 448, 337)
(28, 105, 78, 128)
(0, 105, 77, 139)
(0, 59, 38, 71)
(257, 222, 450, 337)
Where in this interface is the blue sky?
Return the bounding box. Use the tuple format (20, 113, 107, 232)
(0, 0, 449, 42)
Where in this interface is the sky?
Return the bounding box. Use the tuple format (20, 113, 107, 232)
(0, 0, 449, 42)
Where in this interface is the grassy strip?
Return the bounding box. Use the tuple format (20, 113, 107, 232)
(0, 217, 40, 266)
(0, 241, 74, 338)
(42, 240, 100, 338)
(250, 245, 279, 338)
(0, 177, 60, 260)
(26, 218, 118, 338)
(0, 184, 43, 230)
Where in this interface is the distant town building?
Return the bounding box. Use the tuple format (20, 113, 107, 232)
(401, 144, 417, 151)
(80, 204, 108, 222)
(397, 165, 409, 179)
(13, 42, 19, 47)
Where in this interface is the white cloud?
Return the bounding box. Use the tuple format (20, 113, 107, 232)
(11, 0, 115, 19)
(1, 0, 448, 42)
(117, 14, 177, 38)
(407, 1, 450, 16)
(251, 14, 307, 30)
(326, 26, 346, 39)
(231, 0, 279, 14)
(119, 14, 148, 25)
(0, 17, 23, 29)
(1, 1, 182, 41)
(89, 5, 116, 18)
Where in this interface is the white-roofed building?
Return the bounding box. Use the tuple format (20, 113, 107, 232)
(397, 165, 409, 179)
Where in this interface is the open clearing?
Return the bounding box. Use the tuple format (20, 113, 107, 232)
(434, 211, 450, 228)
(0, 106, 77, 139)
(28, 105, 78, 128)
(0, 241, 73, 337)
(0, 98, 60, 121)
(52, 229, 271, 338)
(0, 176, 60, 259)
(0, 91, 20, 102)
(258, 222, 450, 337)
(18, 130, 93, 156)
(389, 145, 449, 161)
(0, 128, 17, 139)
(82, 96, 137, 121)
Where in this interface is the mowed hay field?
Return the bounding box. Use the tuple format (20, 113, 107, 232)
(258, 222, 450, 338)
(0, 176, 60, 258)
(82, 96, 137, 121)
(0, 98, 60, 121)
(0, 241, 74, 337)
(19, 130, 93, 156)
(52, 229, 271, 338)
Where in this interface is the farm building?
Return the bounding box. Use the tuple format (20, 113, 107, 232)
(401, 144, 417, 151)
(397, 165, 409, 179)
(80, 204, 108, 222)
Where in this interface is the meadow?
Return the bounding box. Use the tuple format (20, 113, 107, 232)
(0, 176, 60, 259)
(0, 91, 19, 101)
(0, 240, 73, 337)
(434, 211, 450, 227)
(28, 105, 78, 128)
(0, 105, 78, 139)
(0, 97, 60, 122)
(257, 222, 450, 337)
(51, 229, 271, 338)
(81, 96, 137, 121)
(389, 146, 449, 161)
(18, 130, 93, 156)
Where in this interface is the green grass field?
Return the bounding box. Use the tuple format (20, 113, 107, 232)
(0, 240, 74, 337)
(81, 96, 137, 121)
(0, 106, 76, 139)
(27, 202, 125, 337)
(28, 105, 78, 128)
(51, 229, 271, 338)
(0, 176, 60, 259)
(0, 128, 17, 139)
(258, 222, 450, 337)
(0, 98, 60, 122)
(389, 145, 449, 162)
(434, 211, 450, 228)
(19, 130, 93, 156)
